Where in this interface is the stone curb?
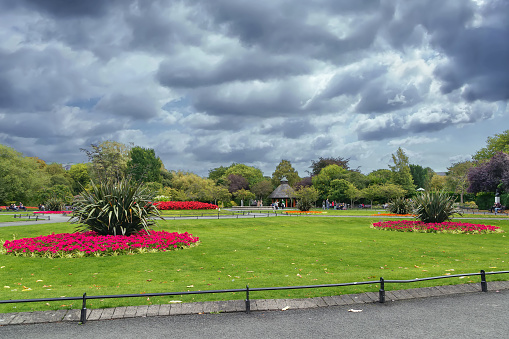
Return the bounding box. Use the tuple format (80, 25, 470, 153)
(2, 281, 509, 326)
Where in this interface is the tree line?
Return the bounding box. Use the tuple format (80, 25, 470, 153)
(1, 130, 508, 209)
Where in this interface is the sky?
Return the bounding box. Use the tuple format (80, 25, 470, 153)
(1, 0, 508, 177)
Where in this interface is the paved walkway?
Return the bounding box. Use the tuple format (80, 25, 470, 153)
(2, 280, 509, 326)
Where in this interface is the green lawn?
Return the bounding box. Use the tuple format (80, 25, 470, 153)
(1, 216, 508, 313)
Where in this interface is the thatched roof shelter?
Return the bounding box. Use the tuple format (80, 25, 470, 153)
(269, 177, 295, 207)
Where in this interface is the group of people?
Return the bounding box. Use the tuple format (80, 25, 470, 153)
(322, 199, 346, 210)
(490, 202, 504, 214)
(271, 200, 285, 210)
(6, 203, 27, 211)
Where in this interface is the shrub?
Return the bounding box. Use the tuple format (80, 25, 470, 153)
(295, 186, 319, 211)
(413, 191, 460, 223)
(70, 178, 160, 236)
(388, 197, 412, 215)
(45, 197, 65, 211)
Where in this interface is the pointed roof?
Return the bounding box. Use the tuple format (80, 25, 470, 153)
(269, 177, 295, 199)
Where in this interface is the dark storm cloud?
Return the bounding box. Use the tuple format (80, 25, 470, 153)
(0, 47, 86, 112)
(157, 53, 312, 88)
(94, 93, 160, 120)
(260, 119, 317, 139)
(13, 0, 124, 18)
(191, 83, 307, 117)
(355, 81, 422, 114)
(188, 144, 272, 164)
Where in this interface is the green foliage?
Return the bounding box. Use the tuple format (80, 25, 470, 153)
(127, 146, 162, 183)
(71, 178, 160, 236)
(409, 164, 433, 190)
(295, 186, 319, 211)
(389, 147, 415, 196)
(222, 163, 264, 187)
(311, 164, 349, 200)
(82, 141, 131, 181)
(36, 184, 74, 206)
(309, 156, 351, 176)
(233, 189, 256, 204)
(328, 179, 354, 202)
(271, 159, 301, 187)
(251, 179, 274, 199)
(45, 197, 65, 211)
(445, 161, 474, 203)
(473, 129, 509, 162)
(362, 183, 405, 205)
(367, 169, 393, 185)
(475, 192, 495, 210)
(413, 191, 460, 223)
(388, 197, 413, 215)
(0, 144, 50, 205)
(68, 163, 91, 194)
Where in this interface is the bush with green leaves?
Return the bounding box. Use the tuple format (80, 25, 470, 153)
(295, 186, 319, 211)
(45, 197, 65, 211)
(388, 197, 413, 215)
(413, 191, 460, 223)
(70, 178, 160, 236)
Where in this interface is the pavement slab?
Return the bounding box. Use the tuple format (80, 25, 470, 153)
(123, 306, 138, 318)
(135, 305, 148, 317)
(147, 304, 160, 317)
(158, 304, 171, 316)
(87, 309, 103, 321)
(111, 307, 127, 319)
(99, 308, 115, 320)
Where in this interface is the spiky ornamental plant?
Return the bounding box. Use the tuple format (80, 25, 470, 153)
(70, 177, 161, 236)
(413, 191, 461, 223)
(388, 197, 412, 215)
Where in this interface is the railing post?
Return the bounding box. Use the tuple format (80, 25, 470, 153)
(480, 270, 488, 292)
(379, 277, 385, 303)
(80, 293, 87, 324)
(245, 285, 251, 314)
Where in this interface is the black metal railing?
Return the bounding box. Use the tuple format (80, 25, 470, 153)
(1, 269, 508, 324)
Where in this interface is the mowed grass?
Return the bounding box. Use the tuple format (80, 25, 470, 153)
(1, 216, 508, 313)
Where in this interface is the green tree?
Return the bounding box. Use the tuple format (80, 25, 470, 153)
(0, 144, 50, 205)
(409, 164, 433, 190)
(309, 157, 351, 176)
(311, 164, 349, 200)
(251, 179, 274, 200)
(429, 174, 447, 191)
(294, 186, 319, 211)
(233, 189, 256, 206)
(445, 161, 474, 203)
(389, 148, 415, 196)
(82, 141, 131, 181)
(68, 163, 91, 193)
(473, 130, 509, 162)
(271, 159, 301, 187)
(127, 146, 162, 183)
(367, 169, 393, 185)
(222, 164, 264, 187)
(328, 179, 355, 202)
(347, 171, 368, 189)
(208, 166, 229, 185)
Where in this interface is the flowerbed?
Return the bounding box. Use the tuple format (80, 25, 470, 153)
(155, 201, 218, 210)
(372, 220, 503, 234)
(3, 230, 199, 258)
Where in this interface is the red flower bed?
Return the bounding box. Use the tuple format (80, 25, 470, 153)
(3, 230, 199, 258)
(155, 201, 218, 210)
(372, 220, 503, 234)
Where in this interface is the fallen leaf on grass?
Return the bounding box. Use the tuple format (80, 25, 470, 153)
(445, 269, 455, 272)
(187, 285, 194, 288)
(4, 286, 10, 289)
(36, 280, 43, 282)
(169, 300, 182, 303)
